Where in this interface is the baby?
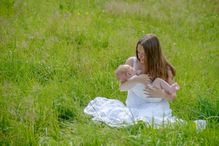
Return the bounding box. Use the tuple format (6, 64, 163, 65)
(115, 64, 180, 95)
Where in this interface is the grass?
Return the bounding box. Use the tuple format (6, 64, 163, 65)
(0, 0, 219, 145)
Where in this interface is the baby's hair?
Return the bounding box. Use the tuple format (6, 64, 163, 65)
(115, 65, 128, 75)
(115, 64, 130, 80)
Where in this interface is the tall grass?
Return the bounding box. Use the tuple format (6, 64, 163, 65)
(0, 0, 218, 145)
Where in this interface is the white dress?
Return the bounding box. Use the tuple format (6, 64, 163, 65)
(84, 57, 206, 130)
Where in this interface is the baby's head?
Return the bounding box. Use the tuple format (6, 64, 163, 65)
(115, 64, 136, 83)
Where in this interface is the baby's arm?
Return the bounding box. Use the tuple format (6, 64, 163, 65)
(119, 74, 150, 91)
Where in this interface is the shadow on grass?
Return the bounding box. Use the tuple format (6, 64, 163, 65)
(53, 97, 78, 122)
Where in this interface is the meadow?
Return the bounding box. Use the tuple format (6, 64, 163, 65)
(0, 0, 219, 145)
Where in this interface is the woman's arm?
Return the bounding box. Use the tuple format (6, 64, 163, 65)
(167, 67, 175, 85)
(120, 74, 150, 91)
(144, 86, 176, 101)
(165, 68, 176, 100)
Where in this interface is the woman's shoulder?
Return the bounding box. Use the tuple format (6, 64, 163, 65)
(125, 56, 136, 66)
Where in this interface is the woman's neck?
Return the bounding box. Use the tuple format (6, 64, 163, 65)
(137, 60, 146, 74)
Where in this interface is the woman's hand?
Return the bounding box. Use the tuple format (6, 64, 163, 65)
(144, 85, 176, 101)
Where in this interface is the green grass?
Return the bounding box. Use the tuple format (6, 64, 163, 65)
(0, 0, 219, 145)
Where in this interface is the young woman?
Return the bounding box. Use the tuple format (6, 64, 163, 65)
(84, 34, 206, 130)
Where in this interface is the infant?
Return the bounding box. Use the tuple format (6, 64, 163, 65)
(115, 64, 180, 95)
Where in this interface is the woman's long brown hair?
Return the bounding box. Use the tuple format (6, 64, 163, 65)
(136, 34, 176, 81)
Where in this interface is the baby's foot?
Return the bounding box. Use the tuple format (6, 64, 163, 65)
(170, 83, 180, 93)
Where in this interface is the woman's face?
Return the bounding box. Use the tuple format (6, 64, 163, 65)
(137, 44, 145, 64)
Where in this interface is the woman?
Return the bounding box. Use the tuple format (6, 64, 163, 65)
(84, 34, 206, 129)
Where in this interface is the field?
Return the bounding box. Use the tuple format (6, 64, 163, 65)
(0, 0, 219, 145)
